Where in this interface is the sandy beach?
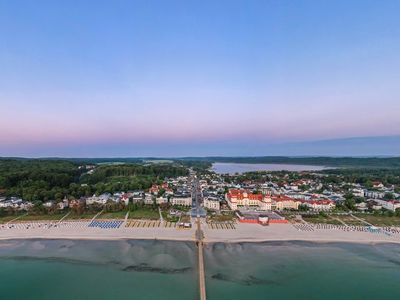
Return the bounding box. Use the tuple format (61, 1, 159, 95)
(204, 223, 400, 244)
(1, 220, 400, 245)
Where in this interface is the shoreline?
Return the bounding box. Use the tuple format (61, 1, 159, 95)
(1, 222, 400, 246)
(1, 234, 400, 246)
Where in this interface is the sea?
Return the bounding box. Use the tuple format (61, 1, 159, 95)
(211, 162, 329, 174)
(0, 239, 399, 300)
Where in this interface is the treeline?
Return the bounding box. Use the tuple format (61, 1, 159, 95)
(321, 168, 400, 187)
(179, 156, 400, 169)
(79, 164, 188, 195)
(80, 164, 188, 184)
(5, 156, 400, 169)
(0, 159, 189, 202)
(177, 160, 212, 173)
(0, 159, 82, 201)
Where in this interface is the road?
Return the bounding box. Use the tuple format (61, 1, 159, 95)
(191, 173, 207, 300)
(191, 174, 206, 218)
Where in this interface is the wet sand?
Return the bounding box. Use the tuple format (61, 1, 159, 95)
(1, 221, 400, 245)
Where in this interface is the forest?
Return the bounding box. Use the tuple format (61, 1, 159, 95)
(0, 159, 189, 202)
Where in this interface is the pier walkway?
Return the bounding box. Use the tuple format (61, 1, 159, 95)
(196, 217, 206, 300)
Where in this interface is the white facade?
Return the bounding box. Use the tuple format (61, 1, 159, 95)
(171, 197, 192, 206)
(352, 188, 365, 198)
(364, 190, 385, 199)
(144, 193, 154, 205)
(375, 199, 400, 211)
(304, 200, 335, 211)
(204, 198, 220, 210)
(156, 197, 168, 205)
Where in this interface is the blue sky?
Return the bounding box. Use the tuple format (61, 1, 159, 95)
(1, 0, 400, 157)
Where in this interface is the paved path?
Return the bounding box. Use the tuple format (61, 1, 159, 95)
(123, 211, 130, 227)
(57, 211, 71, 224)
(6, 213, 28, 225)
(90, 210, 103, 222)
(350, 214, 374, 226)
(331, 216, 348, 226)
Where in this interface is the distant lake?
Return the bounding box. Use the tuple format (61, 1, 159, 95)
(211, 162, 329, 174)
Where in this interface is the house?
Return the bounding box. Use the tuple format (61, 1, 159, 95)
(225, 189, 301, 211)
(364, 190, 385, 199)
(98, 193, 111, 203)
(57, 198, 69, 210)
(144, 193, 154, 205)
(352, 188, 365, 198)
(121, 193, 130, 206)
(355, 202, 368, 212)
(43, 201, 55, 208)
(149, 185, 160, 195)
(149, 183, 172, 195)
(271, 195, 302, 210)
(69, 198, 86, 208)
(372, 181, 384, 189)
(20, 202, 34, 210)
(156, 196, 168, 205)
(171, 196, 192, 206)
(131, 191, 144, 203)
(86, 193, 111, 205)
(225, 189, 266, 210)
(375, 199, 400, 211)
(204, 197, 220, 211)
(304, 199, 335, 211)
(86, 195, 100, 205)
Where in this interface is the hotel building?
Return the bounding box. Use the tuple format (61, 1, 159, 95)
(226, 189, 331, 211)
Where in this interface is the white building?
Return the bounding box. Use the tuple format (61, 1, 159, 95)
(43, 201, 54, 208)
(156, 197, 168, 205)
(144, 193, 154, 205)
(364, 190, 385, 199)
(375, 199, 400, 212)
(352, 188, 365, 198)
(121, 194, 130, 206)
(204, 197, 220, 211)
(57, 198, 69, 210)
(171, 196, 192, 207)
(86, 193, 111, 205)
(304, 200, 335, 211)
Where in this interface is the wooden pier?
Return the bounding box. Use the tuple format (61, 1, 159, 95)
(196, 218, 206, 300)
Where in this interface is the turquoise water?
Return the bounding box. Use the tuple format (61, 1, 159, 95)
(0, 240, 399, 300)
(205, 241, 400, 300)
(0, 239, 197, 300)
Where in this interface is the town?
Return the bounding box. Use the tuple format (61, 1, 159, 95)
(1, 160, 400, 232)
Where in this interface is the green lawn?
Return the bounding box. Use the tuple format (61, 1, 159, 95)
(333, 215, 365, 226)
(180, 215, 191, 223)
(129, 208, 160, 220)
(208, 214, 236, 222)
(0, 214, 26, 224)
(161, 211, 179, 222)
(302, 214, 341, 225)
(353, 214, 400, 226)
(65, 213, 99, 220)
(97, 211, 128, 219)
(18, 214, 65, 221)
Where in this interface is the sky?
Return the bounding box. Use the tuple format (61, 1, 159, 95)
(1, 0, 400, 157)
